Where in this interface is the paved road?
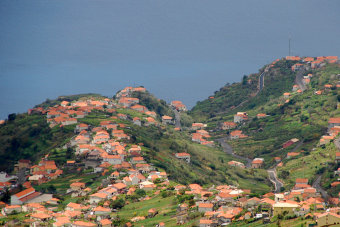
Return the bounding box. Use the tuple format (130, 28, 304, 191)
(216, 137, 252, 168)
(334, 137, 340, 150)
(16, 168, 26, 185)
(259, 67, 269, 92)
(216, 67, 268, 116)
(291, 140, 304, 153)
(266, 141, 303, 193)
(295, 68, 307, 91)
(267, 169, 284, 193)
(259, 72, 265, 91)
(312, 175, 329, 200)
(173, 109, 181, 128)
(217, 137, 284, 192)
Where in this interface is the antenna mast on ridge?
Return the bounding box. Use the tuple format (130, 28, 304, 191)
(289, 37, 291, 56)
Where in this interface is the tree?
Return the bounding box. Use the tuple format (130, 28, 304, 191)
(1, 188, 10, 203)
(161, 191, 168, 198)
(135, 189, 146, 198)
(8, 113, 16, 121)
(242, 75, 248, 85)
(66, 147, 74, 159)
(110, 198, 125, 209)
(188, 199, 195, 207)
(280, 170, 289, 179)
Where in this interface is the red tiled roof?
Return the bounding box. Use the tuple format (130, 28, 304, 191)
(252, 159, 263, 164)
(14, 187, 35, 199)
(176, 152, 190, 157)
(329, 118, 340, 124)
(199, 203, 213, 208)
(19, 191, 41, 202)
(296, 178, 308, 183)
(113, 183, 127, 190)
(162, 115, 172, 120)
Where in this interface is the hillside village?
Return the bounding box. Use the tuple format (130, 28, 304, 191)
(0, 56, 340, 226)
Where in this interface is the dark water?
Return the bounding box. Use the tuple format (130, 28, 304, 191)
(1, 0, 340, 119)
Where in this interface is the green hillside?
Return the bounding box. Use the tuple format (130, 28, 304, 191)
(0, 114, 74, 172)
(190, 59, 298, 121)
(189, 62, 340, 191)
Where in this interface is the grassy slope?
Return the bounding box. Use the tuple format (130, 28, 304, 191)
(11, 95, 267, 192)
(277, 143, 336, 189)
(123, 120, 271, 193)
(228, 85, 334, 167)
(193, 64, 339, 168)
(0, 93, 108, 172)
(187, 63, 340, 194)
(189, 72, 260, 122)
(230, 217, 315, 227)
(131, 91, 174, 118)
(116, 195, 200, 227)
(273, 64, 340, 189)
(190, 60, 297, 122)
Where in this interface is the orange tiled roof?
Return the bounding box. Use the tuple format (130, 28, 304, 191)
(199, 203, 213, 208)
(14, 187, 35, 199)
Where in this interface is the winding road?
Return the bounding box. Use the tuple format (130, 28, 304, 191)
(216, 67, 268, 116)
(216, 137, 252, 168)
(258, 68, 268, 92)
(267, 169, 284, 193)
(216, 137, 283, 192)
(216, 136, 304, 192)
(334, 137, 340, 150)
(312, 175, 329, 200)
(310, 135, 337, 201)
(295, 68, 307, 91)
(173, 109, 181, 128)
(266, 141, 303, 193)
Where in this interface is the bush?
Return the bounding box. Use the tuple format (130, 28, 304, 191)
(110, 198, 125, 209)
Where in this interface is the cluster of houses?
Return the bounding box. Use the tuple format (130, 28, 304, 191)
(286, 56, 339, 71)
(29, 86, 179, 130)
(2, 102, 175, 226)
(220, 112, 268, 140)
(117, 87, 177, 127)
(182, 179, 340, 227)
(42, 98, 114, 128)
(225, 112, 249, 140)
(281, 55, 340, 101)
(28, 159, 63, 185)
(319, 117, 340, 145)
(191, 123, 214, 147)
(115, 86, 146, 99)
(3, 173, 340, 226)
(0, 88, 209, 226)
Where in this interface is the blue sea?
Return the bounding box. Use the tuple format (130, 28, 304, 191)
(1, 0, 340, 119)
